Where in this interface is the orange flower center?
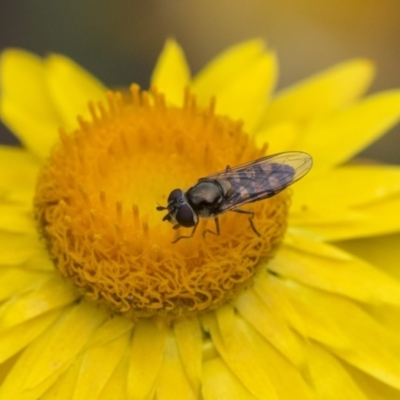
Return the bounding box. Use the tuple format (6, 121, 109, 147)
(34, 86, 289, 320)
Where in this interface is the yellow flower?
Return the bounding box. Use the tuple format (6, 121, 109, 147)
(1, 38, 400, 399)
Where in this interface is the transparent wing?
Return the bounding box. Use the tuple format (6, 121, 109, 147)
(199, 151, 313, 212)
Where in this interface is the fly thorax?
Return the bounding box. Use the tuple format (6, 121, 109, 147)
(187, 180, 227, 211)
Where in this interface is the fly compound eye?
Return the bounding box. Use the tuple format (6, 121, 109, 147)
(176, 203, 197, 227)
(168, 189, 184, 203)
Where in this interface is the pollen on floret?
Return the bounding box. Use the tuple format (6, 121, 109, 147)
(34, 85, 289, 320)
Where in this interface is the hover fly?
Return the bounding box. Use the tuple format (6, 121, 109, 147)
(157, 151, 313, 243)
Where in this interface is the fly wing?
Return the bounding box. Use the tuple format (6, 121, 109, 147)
(200, 151, 312, 212)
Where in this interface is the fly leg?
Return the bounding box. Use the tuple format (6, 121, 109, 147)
(231, 209, 261, 236)
(172, 222, 198, 244)
(202, 217, 220, 239)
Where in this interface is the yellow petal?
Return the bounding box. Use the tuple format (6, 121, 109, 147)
(0, 302, 105, 400)
(0, 275, 77, 331)
(0, 310, 59, 363)
(347, 363, 400, 400)
(0, 268, 50, 303)
(368, 303, 400, 344)
(193, 39, 267, 96)
(284, 230, 352, 261)
(0, 145, 38, 204)
(86, 317, 133, 347)
(290, 193, 400, 241)
(215, 304, 235, 344)
(193, 39, 275, 97)
(297, 91, 400, 172)
(193, 39, 277, 131)
(0, 49, 61, 159)
(264, 59, 375, 126)
(276, 235, 400, 307)
(0, 232, 42, 266)
(151, 39, 191, 105)
(292, 165, 400, 211)
(173, 317, 202, 394)
(72, 328, 131, 400)
(336, 233, 400, 281)
(40, 356, 81, 400)
(308, 343, 368, 400)
(202, 357, 259, 400)
(45, 54, 107, 130)
(235, 288, 307, 372)
(201, 312, 278, 400)
(202, 311, 313, 400)
(215, 53, 277, 131)
(255, 122, 299, 153)
(257, 274, 350, 349)
(337, 233, 400, 336)
(277, 278, 400, 390)
(0, 204, 35, 234)
(155, 333, 196, 400)
(127, 320, 168, 400)
(290, 165, 400, 240)
(23, 246, 55, 271)
(98, 351, 129, 400)
(253, 275, 308, 338)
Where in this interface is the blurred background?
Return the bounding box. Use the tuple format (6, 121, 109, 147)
(1, 0, 399, 163)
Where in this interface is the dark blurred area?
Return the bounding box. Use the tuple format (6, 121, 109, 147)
(1, 0, 399, 163)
